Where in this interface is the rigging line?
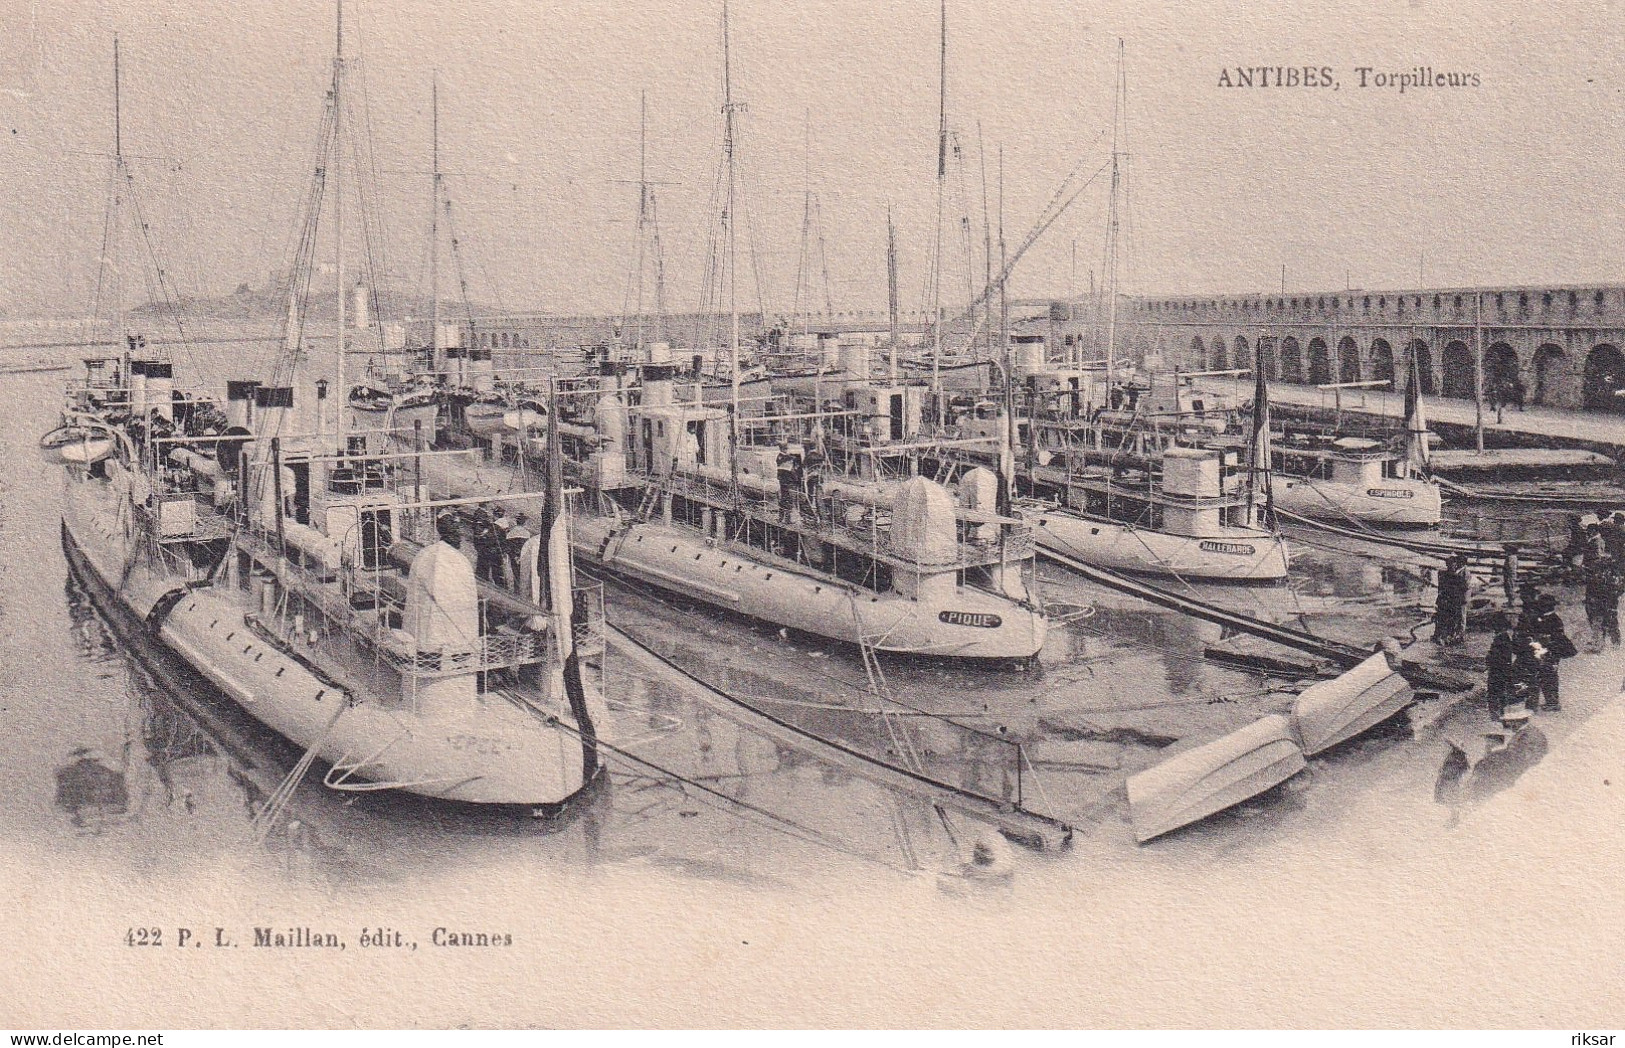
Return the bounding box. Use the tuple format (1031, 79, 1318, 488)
(122, 168, 203, 378)
(442, 196, 481, 331)
(251, 699, 349, 844)
(269, 87, 339, 388)
(695, 149, 728, 354)
(733, 134, 771, 327)
(469, 222, 513, 319)
(814, 194, 835, 321)
(956, 152, 1115, 328)
(342, 93, 392, 354)
(951, 131, 977, 337)
(91, 159, 121, 328)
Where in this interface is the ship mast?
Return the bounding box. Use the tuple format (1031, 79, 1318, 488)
(333, 0, 347, 439)
(636, 89, 648, 349)
(1103, 39, 1124, 391)
(887, 206, 900, 381)
(794, 110, 812, 336)
(722, 0, 741, 489)
(998, 145, 1013, 516)
(430, 72, 441, 381)
(113, 36, 121, 162)
(978, 122, 993, 361)
(930, 0, 947, 396)
(111, 36, 124, 343)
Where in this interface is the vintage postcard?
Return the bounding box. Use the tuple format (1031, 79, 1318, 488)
(2, 0, 1622, 1030)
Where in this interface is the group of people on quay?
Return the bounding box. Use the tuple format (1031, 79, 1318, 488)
(1483, 591, 1576, 727)
(1447, 510, 1625, 732)
(1567, 509, 1625, 651)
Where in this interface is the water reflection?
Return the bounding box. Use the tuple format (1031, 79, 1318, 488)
(56, 571, 621, 885)
(1292, 548, 1427, 599)
(54, 746, 129, 830)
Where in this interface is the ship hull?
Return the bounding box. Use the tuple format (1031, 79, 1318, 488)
(1271, 477, 1442, 527)
(60, 484, 601, 812)
(574, 516, 1046, 661)
(1025, 508, 1289, 583)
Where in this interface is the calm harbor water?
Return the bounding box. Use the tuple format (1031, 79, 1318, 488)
(0, 332, 1574, 898)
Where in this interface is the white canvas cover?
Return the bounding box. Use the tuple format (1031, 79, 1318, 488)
(402, 539, 479, 654)
(890, 476, 958, 565)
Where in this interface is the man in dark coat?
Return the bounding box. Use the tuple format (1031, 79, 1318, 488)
(1606, 512, 1625, 562)
(1434, 554, 1469, 646)
(470, 506, 505, 585)
(1583, 557, 1622, 650)
(1507, 631, 1546, 726)
(1528, 594, 1576, 712)
(1485, 612, 1519, 722)
(775, 441, 801, 524)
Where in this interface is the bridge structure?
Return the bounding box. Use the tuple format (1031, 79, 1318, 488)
(1102, 284, 1625, 416)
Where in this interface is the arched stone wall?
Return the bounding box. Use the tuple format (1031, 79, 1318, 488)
(1307, 338, 1332, 385)
(1370, 339, 1393, 386)
(1442, 340, 1474, 399)
(1281, 337, 1303, 383)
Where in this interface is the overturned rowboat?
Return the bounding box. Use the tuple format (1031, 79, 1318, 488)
(1126, 713, 1307, 843)
(1290, 651, 1414, 757)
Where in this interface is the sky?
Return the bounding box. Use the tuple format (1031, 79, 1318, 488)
(3, 0, 1625, 321)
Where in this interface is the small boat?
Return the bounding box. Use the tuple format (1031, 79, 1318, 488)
(502, 406, 547, 433)
(462, 397, 510, 437)
(39, 422, 115, 465)
(1019, 445, 1289, 583)
(1290, 650, 1413, 756)
(1265, 432, 1443, 527)
(347, 383, 440, 441)
(1126, 713, 1307, 843)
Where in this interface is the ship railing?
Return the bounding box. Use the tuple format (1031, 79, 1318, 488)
(655, 466, 1037, 568)
(382, 631, 550, 679)
(571, 578, 608, 658)
(236, 527, 595, 674)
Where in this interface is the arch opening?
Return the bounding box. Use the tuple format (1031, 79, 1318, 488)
(1408, 339, 1436, 396)
(1485, 342, 1522, 408)
(1583, 344, 1625, 413)
(1307, 337, 1332, 385)
(1441, 340, 1475, 399)
(1370, 339, 1393, 386)
(1280, 337, 1303, 383)
(1532, 343, 1565, 406)
(1338, 336, 1361, 384)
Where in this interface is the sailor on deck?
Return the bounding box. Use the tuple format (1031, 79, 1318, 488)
(776, 440, 802, 524)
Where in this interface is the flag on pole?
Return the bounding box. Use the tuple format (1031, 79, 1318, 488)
(1250, 338, 1274, 528)
(1403, 345, 1431, 475)
(544, 381, 598, 781)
